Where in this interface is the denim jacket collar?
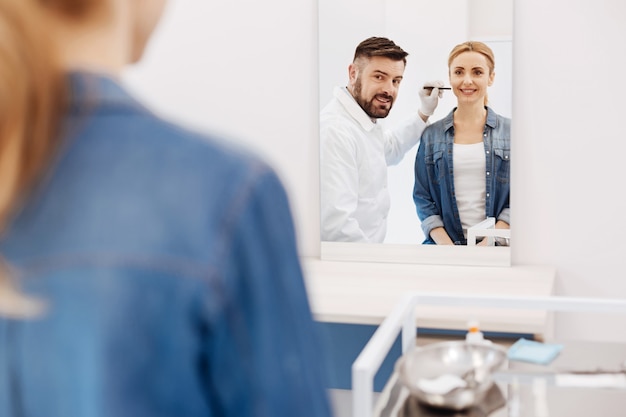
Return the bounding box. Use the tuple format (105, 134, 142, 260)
(442, 106, 499, 132)
(67, 70, 143, 113)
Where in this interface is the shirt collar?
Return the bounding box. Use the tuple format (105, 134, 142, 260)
(334, 86, 377, 132)
(485, 106, 497, 128)
(442, 106, 498, 131)
(66, 70, 142, 112)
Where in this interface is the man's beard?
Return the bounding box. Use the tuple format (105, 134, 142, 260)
(353, 77, 394, 119)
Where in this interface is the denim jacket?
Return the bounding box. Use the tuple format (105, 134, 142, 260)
(0, 72, 332, 417)
(413, 107, 510, 245)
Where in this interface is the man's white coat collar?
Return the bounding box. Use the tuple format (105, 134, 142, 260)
(334, 86, 377, 132)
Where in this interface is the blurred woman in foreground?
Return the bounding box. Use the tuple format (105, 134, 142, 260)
(0, 1, 331, 416)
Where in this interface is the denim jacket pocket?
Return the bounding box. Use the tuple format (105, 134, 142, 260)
(493, 148, 510, 183)
(425, 150, 445, 185)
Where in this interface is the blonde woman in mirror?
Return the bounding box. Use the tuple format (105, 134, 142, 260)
(0, 1, 332, 416)
(413, 41, 510, 245)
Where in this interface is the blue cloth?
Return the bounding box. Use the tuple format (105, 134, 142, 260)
(0, 72, 332, 417)
(413, 107, 510, 245)
(507, 338, 564, 365)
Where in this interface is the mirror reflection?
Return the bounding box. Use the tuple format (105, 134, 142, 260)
(319, 0, 512, 247)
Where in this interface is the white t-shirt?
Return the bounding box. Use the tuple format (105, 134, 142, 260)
(319, 86, 427, 242)
(453, 142, 486, 237)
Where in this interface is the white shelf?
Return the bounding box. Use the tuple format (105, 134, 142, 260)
(351, 293, 626, 417)
(302, 258, 556, 337)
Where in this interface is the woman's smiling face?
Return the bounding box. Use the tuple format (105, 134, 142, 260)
(449, 51, 494, 106)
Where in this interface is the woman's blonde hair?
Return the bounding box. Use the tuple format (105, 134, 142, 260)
(0, 0, 72, 316)
(448, 41, 495, 106)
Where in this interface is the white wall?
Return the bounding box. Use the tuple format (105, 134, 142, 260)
(123, 0, 626, 342)
(512, 0, 626, 342)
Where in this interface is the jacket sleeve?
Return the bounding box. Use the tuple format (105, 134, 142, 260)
(201, 165, 332, 417)
(413, 136, 444, 239)
(497, 207, 510, 225)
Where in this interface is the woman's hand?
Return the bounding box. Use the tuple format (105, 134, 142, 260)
(430, 227, 455, 245)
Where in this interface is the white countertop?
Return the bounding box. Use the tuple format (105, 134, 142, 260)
(301, 257, 557, 337)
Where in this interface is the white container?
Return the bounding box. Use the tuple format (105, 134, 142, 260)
(465, 320, 492, 345)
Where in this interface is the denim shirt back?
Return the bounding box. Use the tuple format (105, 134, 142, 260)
(413, 107, 510, 244)
(0, 73, 332, 417)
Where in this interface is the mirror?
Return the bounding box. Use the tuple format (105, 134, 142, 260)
(318, 0, 512, 266)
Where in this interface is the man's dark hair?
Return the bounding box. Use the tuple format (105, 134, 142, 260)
(353, 36, 408, 65)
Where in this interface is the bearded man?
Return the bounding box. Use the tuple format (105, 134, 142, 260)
(320, 36, 443, 242)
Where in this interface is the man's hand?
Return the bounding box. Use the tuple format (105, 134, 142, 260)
(418, 80, 445, 118)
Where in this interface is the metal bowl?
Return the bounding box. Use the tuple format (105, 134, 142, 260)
(395, 340, 507, 410)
